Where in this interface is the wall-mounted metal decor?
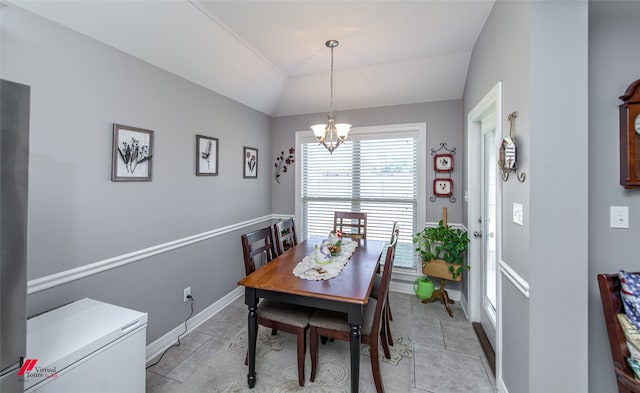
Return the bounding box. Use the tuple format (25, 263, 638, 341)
(430, 142, 456, 203)
(274, 147, 295, 184)
(498, 111, 526, 182)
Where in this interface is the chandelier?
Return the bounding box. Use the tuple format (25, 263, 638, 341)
(310, 40, 351, 154)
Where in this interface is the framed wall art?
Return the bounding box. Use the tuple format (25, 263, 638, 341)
(429, 142, 456, 203)
(434, 154, 454, 172)
(111, 123, 153, 182)
(243, 146, 258, 178)
(433, 178, 453, 197)
(196, 134, 219, 176)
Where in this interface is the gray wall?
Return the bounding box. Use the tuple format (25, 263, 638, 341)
(589, 2, 640, 392)
(1, 5, 273, 342)
(528, 2, 588, 392)
(463, 2, 532, 389)
(465, 1, 589, 391)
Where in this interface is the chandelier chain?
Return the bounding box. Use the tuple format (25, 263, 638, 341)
(329, 45, 334, 116)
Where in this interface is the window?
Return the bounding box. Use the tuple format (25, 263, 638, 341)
(296, 124, 426, 270)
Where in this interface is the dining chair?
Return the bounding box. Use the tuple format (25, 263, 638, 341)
(308, 235, 398, 393)
(371, 221, 399, 347)
(333, 211, 367, 240)
(273, 217, 298, 255)
(241, 226, 313, 387)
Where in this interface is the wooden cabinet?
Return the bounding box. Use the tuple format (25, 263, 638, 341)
(619, 79, 640, 188)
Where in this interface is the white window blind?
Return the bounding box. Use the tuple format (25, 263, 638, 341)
(300, 135, 418, 269)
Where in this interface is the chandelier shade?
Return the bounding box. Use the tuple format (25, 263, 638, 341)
(311, 40, 351, 154)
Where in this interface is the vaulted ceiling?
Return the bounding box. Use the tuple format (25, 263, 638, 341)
(12, 0, 495, 117)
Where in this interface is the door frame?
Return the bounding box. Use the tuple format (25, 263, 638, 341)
(466, 81, 502, 381)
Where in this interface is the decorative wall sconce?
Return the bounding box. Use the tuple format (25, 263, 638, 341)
(498, 111, 526, 182)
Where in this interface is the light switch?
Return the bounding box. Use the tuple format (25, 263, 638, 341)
(610, 206, 629, 229)
(513, 203, 524, 226)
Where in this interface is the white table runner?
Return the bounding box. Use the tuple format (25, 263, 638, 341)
(292, 239, 358, 280)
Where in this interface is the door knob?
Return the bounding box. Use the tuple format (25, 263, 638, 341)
(473, 231, 483, 238)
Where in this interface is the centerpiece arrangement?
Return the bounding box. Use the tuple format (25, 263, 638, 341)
(293, 229, 357, 281)
(313, 230, 343, 265)
(326, 229, 343, 257)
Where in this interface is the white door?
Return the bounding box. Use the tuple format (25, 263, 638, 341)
(467, 81, 501, 380)
(480, 125, 497, 348)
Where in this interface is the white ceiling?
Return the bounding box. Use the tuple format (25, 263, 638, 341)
(11, 0, 495, 117)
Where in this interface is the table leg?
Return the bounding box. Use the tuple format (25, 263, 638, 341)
(347, 303, 363, 393)
(350, 323, 361, 393)
(246, 290, 258, 388)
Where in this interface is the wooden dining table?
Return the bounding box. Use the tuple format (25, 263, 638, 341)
(237, 236, 385, 393)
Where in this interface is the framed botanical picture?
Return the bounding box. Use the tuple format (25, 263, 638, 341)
(433, 178, 453, 197)
(243, 146, 258, 178)
(196, 134, 219, 176)
(111, 124, 153, 181)
(434, 154, 454, 172)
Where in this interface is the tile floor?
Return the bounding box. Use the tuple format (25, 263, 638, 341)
(146, 291, 496, 393)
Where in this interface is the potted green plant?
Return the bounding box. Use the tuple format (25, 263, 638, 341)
(413, 220, 470, 280)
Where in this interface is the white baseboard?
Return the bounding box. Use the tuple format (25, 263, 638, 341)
(146, 287, 243, 364)
(459, 292, 470, 320)
(497, 376, 508, 393)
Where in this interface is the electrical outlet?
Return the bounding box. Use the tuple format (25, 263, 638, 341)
(183, 287, 191, 302)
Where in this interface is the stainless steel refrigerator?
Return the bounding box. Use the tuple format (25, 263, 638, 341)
(0, 78, 30, 393)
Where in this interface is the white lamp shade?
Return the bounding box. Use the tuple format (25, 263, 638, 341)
(311, 124, 327, 138)
(335, 123, 351, 138)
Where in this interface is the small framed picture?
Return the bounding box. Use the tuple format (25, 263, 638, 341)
(243, 146, 258, 178)
(433, 178, 453, 197)
(111, 124, 153, 181)
(434, 154, 454, 172)
(196, 134, 219, 176)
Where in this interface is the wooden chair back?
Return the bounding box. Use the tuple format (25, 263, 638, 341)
(390, 221, 399, 240)
(598, 272, 640, 393)
(241, 227, 277, 276)
(273, 218, 298, 255)
(376, 235, 398, 319)
(333, 211, 367, 240)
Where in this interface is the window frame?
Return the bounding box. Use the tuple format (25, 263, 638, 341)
(294, 122, 427, 274)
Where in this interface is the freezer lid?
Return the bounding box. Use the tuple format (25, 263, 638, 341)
(24, 298, 147, 389)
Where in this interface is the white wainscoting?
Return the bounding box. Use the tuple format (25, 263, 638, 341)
(499, 259, 529, 298)
(27, 214, 286, 294)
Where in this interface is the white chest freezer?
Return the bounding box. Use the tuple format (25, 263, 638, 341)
(24, 298, 147, 393)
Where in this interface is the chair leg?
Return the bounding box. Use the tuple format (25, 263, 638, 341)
(385, 304, 394, 348)
(310, 327, 318, 382)
(244, 350, 248, 365)
(387, 293, 393, 321)
(380, 316, 391, 359)
(296, 330, 306, 386)
(271, 328, 278, 335)
(370, 334, 385, 393)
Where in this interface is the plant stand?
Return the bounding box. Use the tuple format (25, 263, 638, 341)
(420, 207, 461, 317)
(421, 277, 455, 317)
(421, 259, 460, 317)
